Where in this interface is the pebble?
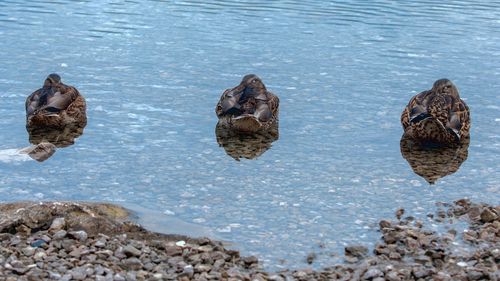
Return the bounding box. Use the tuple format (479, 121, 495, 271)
(49, 218, 65, 232)
(68, 230, 88, 242)
(480, 208, 497, 222)
(123, 257, 143, 271)
(363, 268, 383, 279)
(21, 246, 36, 256)
(53, 230, 67, 240)
(123, 245, 141, 257)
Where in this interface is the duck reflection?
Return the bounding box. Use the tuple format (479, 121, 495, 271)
(400, 135, 469, 184)
(23, 124, 86, 162)
(215, 121, 279, 161)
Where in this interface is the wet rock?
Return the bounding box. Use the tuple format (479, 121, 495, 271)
(242, 255, 258, 265)
(480, 208, 497, 223)
(363, 268, 383, 279)
(379, 220, 392, 229)
(20, 142, 57, 162)
(395, 208, 405, 220)
(306, 252, 317, 264)
(345, 245, 368, 258)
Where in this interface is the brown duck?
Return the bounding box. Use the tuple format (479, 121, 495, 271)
(401, 79, 470, 145)
(26, 74, 87, 129)
(216, 74, 279, 133)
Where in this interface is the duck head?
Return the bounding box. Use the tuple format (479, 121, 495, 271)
(43, 73, 61, 87)
(432, 79, 459, 98)
(225, 74, 267, 100)
(241, 74, 266, 97)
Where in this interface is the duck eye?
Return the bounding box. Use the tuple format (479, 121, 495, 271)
(252, 79, 257, 84)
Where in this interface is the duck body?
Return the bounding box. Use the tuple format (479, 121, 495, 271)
(26, 74, 87, 130)
(216, 74, 279, 133)
(401, 79, 470, 145)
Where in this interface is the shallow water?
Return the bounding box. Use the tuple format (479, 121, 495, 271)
(0, 0, 499, 270)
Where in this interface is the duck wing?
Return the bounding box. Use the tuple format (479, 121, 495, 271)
(43, 85, 79, 112)
(447, 99, 470, 139)
(25, 89, 43, 116)
(267, 91, 279, 119)
(216, 88, 243, 117)
(402, 90, 427, 129)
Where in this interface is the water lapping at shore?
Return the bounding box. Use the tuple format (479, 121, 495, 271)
(0, 199, 498, 280)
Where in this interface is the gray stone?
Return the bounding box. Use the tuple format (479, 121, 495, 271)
(53, 230, 67, 240)
(68, 230, 88, 242)
(268, 274, 286, 281)
(123, 257, 143, 271)
(126, 271, 137, 281)
(345, 245, 369, 258)
(95, 239, 107, 248)
(69, 266, 88, 280)
(242, 255, 258, 265)
(48, 271, 62, 279)
(213, 259, 225, 269)
(194, 263, 212, 273)
(22, 246, 36, 256)
(60, 273, 72, 281)
(198, 245, 213, 252)
(386, 271, 401, 281)
(69, 248, 82, 258)
(49, 217, 66, 232)
(480, 208, 497, 223)
(181, 264, 194, 278)
(123, 245, 141, 257)
(113, 273, 126, 281)
(363, 268, 383, 279)
(467, 270, 484, 280)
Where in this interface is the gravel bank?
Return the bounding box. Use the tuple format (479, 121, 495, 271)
(0, 199, 498, 280)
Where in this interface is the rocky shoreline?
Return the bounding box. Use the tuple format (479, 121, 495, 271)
(0, 200, 498, 280)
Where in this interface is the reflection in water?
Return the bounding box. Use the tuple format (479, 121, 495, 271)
(24, 124, 86, 161)
(215, 122, 279, 161)
(28, 124, 85, 148)
(400, 135, 469, 184)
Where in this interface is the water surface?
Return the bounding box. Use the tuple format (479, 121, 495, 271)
(0, 0, 499, 269)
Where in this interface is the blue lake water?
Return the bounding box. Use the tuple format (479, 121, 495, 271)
(0, 0, 499, 270)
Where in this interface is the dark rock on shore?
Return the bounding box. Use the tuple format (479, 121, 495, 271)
(0, 200, 498, 280)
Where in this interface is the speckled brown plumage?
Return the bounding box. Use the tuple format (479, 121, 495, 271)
(216, 74, 279, 133)
(401, 79, 470, 145)
(26, 74, 87, 130)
